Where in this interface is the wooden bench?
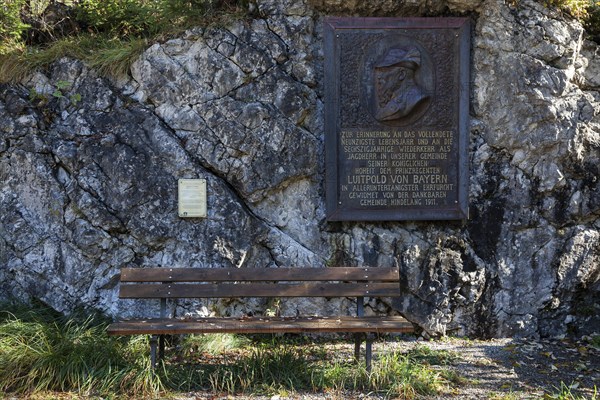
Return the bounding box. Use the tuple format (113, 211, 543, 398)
(107, 267, 414, 370)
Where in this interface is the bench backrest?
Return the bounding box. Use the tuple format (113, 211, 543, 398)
(119, 267, 400, 299)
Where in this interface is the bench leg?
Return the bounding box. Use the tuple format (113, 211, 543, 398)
(354, 333, 363, 363)
(150, 335, 158, 369)
(365, 334, 373, 373)
(355, 296, 365, 364)
(158, 334, 165, 363)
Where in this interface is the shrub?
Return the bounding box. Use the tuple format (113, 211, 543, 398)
(585, 1, 600, 42)
(0, 0, 29, 53)
(75, 0, 162, 38)
(545, 0, 591, 18)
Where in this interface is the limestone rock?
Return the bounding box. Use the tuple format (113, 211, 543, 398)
(1, 0, 599, 337)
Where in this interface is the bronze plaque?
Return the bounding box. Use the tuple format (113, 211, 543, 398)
(324, 17, 470, 221)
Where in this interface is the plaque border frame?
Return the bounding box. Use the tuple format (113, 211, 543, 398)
(324, 17, 471, 221)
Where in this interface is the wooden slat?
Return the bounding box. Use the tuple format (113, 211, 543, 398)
(107, 316, 414, 335)
(120, 267, 399, 283)
(120, 282, 401, 299)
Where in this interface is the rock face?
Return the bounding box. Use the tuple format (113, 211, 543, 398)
(1, 0, 599, 337)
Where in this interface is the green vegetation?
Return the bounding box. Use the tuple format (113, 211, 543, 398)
(405, 343, 460, 365)
(590, 334, 600, 349)
(165, 339, 463, 398)
(0, 0, 30, 52)
(2, 302, 599, 399)
(542, 0, 600, 41)
(0, 0, 248, 82)
(544, 382, 598, 400)
(488, 392, 523, 400)
(179, 330, 250, 356)
(3, 0, 600, 83)
(545, 0, 593, 18)
(586, 4, 600, 42)
(0, 301, 161, 396)
(0, 301, 466, 399)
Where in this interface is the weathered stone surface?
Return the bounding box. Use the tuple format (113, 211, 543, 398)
(468, 0, 600, 336)
(1, 0, 599, 337)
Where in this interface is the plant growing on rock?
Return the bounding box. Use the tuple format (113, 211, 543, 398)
(0, 0, 248, 82)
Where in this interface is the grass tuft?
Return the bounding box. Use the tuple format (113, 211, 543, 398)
(314, 349, 458, 399)
(0, 303, 467, 399)
(0, 302, 162, 396)
(0, 34, 148, 82)
(544, 382, 598, 400)
(85, 37, 148, 78)
(180, 333, 250, 356)
(406, 344, 460, 365)
(0, 0, 249, 83)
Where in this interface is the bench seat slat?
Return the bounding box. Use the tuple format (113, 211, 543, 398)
(120, 282, 400, 299)
(120, 267, 399, 283)
(107, 316, 414, 335)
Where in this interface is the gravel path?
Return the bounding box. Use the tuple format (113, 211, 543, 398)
(184, 336, 599, 400)
(412, 336, 598, 399)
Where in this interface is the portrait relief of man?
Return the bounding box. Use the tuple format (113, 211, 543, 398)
(373, 46, 429, 122)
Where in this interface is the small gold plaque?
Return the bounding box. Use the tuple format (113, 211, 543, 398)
(178, 179, 207, 218)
